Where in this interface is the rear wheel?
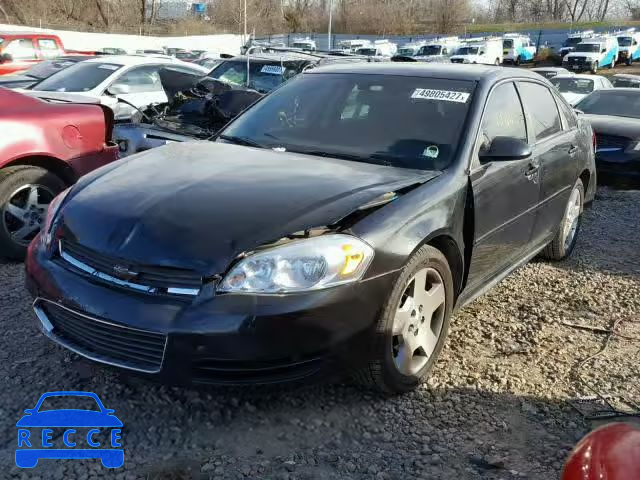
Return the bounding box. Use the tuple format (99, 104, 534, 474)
(541, 179, 584, 261)
(354, 245, 454, 393)
(0, 166, 65, 260)
(515, 55, 521, 66)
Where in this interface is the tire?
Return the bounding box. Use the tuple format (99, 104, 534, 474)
(353, 245, 454, 393)
(0, 166, 65, 260)
(495, 58, 500, 66)
(541, 178, 584, 261)
(591, 61, 598, 74)
(515, 55, 521, 66)
(626, 58, 632, 66)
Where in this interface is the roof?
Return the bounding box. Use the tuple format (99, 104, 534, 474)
(82, 55, 181, 66)
(553, 73, 601, 80)
(306, 62, 543, 82)
(613, 73, 640, 78)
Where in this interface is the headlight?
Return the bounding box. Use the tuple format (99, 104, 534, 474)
(630, 140, 640, 151)
(219, 234, 374, 294)
(41, 188, 70, 247)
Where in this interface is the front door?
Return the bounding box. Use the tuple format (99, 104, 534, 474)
(466, 81, 541, 290)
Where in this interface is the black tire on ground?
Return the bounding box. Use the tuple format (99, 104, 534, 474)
(591, 61, 598, 74)
(353, 245, 454, 394)
(627, 58, 632, 66)
(541, 178, 584, 261)
(515, 56, 521, 66)
(495, 58, 500, 66)
(0, 166, 66, 260)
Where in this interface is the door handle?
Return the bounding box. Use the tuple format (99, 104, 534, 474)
(524, 160, 540, 181)
(568, 145, 579, 156)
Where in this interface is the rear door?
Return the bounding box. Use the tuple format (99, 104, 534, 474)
(517, 81, 577, 247)
(466, 81, 541, 289)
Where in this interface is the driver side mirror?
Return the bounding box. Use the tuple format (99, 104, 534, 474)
(479, 50, 485, 55)
(106, 83, 131, 95)
(601, 48, 607, 53)
(0, 53, 13, 64)
(479, 136, 532, 162)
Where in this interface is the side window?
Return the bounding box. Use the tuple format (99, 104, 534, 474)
(4, 38, 37, 60)
(554, 94, 578, 129)
(110, 66, 163, 94)
(517, 82, 562, 141)
(340, 85, 372, 120)
(442, 48, 448, 55)
(479, 82, 527, 153)
(38, 39, 61, 59)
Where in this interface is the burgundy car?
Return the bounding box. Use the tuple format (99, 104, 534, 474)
(0, 88, 118, 259)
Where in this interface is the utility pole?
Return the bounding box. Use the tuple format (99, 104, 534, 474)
(328, 0, 334, 50)
(244, 0, 248, 45)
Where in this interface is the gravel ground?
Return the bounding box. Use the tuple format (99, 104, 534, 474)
(0, 188, 638, 480)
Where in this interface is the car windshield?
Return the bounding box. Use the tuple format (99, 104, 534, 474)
(575, 44, 601, 53)
(418, 45, 442, 56)
(617, 36, 633, 47)
(398, 47, 417, 56)
(612, 77, 640, 87)
(37, 395, 101, 412)
(576, 90, 640, 118)
(551, 78, 594, 94)
(22, 58, 78, 80)
(209, 60, 299, 93)
(503, 39, 514, 48)
(564, 37, 583, 47)
(33, 62, 122, 92)
(221, 73, 475, 171)
(292, 43, 312, 49)
(357, 48, 378, 56)
(457, 46, 479, 55)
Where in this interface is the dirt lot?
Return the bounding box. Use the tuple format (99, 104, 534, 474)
(0, 188, 638, 480)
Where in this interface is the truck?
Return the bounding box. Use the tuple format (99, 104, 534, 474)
(614, 28, 640, 65)
(0, 32, 65, 76)
(502, 33, 537, 65)
(563, 36, 619, 74)
(450, 37, 502, 65)
(559, 30, 595, 58)
(291, 37, 317, 52)
(355, 40, 397, 57)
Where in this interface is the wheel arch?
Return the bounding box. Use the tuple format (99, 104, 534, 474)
(3, 155, 77, 187)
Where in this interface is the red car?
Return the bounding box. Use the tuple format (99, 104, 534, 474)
(0, 88, 119, 259)
(0, 32, 64, 76)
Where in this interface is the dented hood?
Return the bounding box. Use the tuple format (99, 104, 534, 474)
(60, 142, 439, 274)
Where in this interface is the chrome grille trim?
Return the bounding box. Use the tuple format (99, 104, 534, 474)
(59, 241, 200, 297)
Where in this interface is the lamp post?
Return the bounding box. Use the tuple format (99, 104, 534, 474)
(328, 0, 334, 50)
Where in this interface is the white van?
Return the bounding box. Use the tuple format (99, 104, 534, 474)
(396, 42, 429, 57)
(413, 37, 461, 62)
(356, 40, 397, 57)
(291, 38, 317, 52)
(615, 28, 640, 65)
(450, 37, 503, 65)
(563, 36, 619, 73)
(559, 30, 595, 58)
(502, 33, 537, 65)
(337, 39, 371, 53)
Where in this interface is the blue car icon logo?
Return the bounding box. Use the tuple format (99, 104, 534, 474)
(16, 391, 123, 468)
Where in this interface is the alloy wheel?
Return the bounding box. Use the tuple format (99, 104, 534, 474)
(2, 184, 54, 246)
(562, 186, 581, 250)
(391, 267, 446, 376)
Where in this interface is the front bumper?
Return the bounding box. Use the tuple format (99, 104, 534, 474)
(562, 58, 594, 71)
(25, 239, 398, 386)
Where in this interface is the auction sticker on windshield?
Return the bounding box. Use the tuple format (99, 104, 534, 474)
(261, 65, 285, 75)
(411, 88, 470, 103)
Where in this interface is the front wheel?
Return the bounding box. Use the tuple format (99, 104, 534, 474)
(0, 166, 65, 260)
(515, 55, 521, 66)
(495, 58, 500, 66)
(353, 245, 454, 393)
(541, 178, 584, 261)
(591, 61, 599, 74)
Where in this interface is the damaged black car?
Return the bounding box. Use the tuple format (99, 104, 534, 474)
(26, 64, 596, 393)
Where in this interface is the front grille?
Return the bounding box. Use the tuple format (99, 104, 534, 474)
(568, 56, 586, 63)
(192, 356, 324, 384)
(59, 239, 202, 296)
(451, 58, 463, 64)
(36, 300, 166, 373)
(596, 134, 630, 150)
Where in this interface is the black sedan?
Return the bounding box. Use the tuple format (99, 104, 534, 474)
(575, 88, 640, 183)
(0, 55, 93, 90)
(26, 64, 597, 393)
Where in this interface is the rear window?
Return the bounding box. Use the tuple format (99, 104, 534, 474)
(612, 77, 640, 88)
(503, 39, 514, 48)
(551, 78, 594, 94)
(33, 62, 123, 92)
(209, 60, 300, 93)
(576, 90, 640, 119)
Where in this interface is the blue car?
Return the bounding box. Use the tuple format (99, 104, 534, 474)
(16, 391, 123, 468)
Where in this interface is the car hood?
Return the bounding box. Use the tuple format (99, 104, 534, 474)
(60, 142, 440, 274)
(582, 114, 640, 138)
(16, 410, 123, 427)
(562, 92, 587, 105)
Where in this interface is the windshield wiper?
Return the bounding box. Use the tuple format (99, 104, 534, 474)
(287, 148, 392, 166)
(218, 134, 264, 148)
